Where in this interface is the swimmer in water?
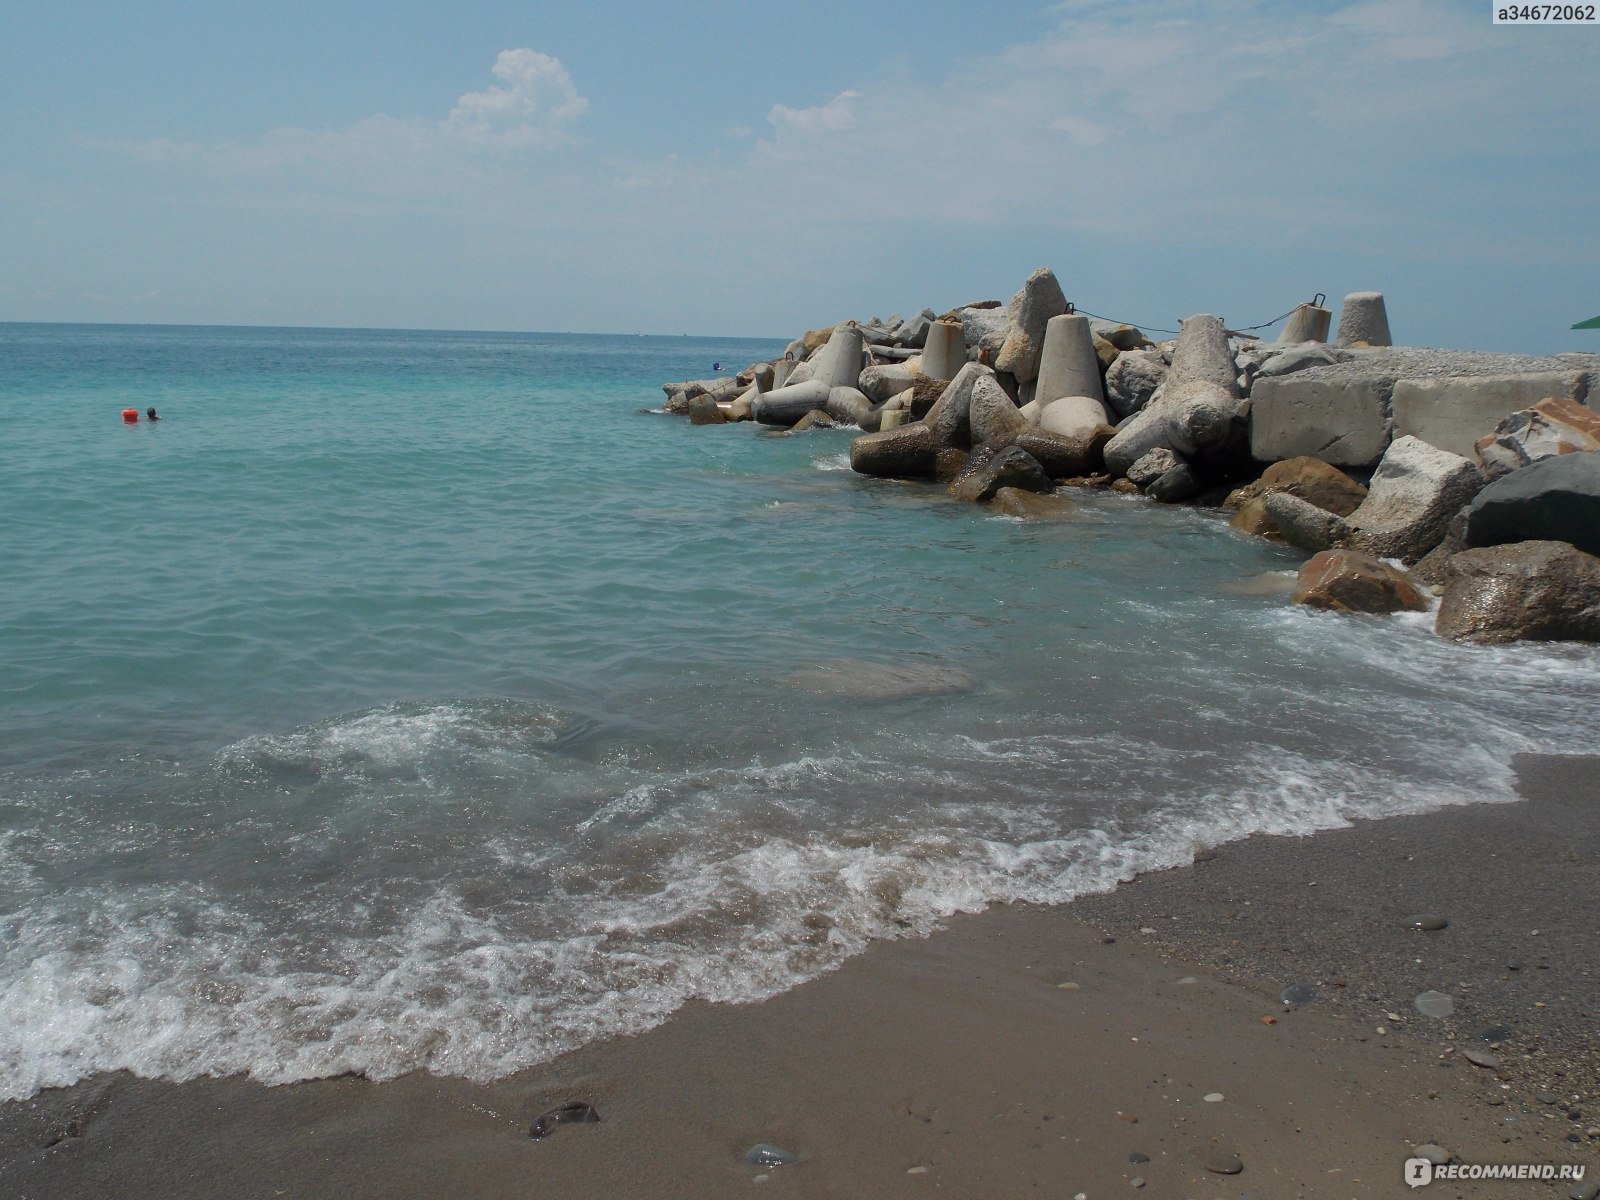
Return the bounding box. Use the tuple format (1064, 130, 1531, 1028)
(146, 407, 160, 421)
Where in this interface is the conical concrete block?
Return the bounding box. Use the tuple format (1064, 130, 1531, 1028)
(809, 324, 867, 390)
(1278, 303, 1331, 344)
(1336, 292, 1392, 347)
(920, 320, 965, 382)
(1170, 314, 1240, 396)
(1033, 314, 1104, 406)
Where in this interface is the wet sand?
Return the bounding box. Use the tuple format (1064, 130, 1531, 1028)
(3, 753, 1595, 1199)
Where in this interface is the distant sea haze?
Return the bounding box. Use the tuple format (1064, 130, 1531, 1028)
(1, 323, 1595, 1100)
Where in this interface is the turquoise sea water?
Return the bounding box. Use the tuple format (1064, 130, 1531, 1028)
(4, 322, 1599, 1099)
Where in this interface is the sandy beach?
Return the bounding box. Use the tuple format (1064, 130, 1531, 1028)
(3, 752, 1595, 1200)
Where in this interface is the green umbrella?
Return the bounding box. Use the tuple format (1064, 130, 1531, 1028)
(1574, 316, 1600, 329)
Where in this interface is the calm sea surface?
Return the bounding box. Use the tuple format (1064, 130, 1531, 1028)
(3, 322, 1597, 1099)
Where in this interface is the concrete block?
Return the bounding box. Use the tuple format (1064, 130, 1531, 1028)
(1033, 314, 1104, 406)
(1249, 375, 1392, 467)
(1278, 303, 1331, 343)
(1335, 292, 1392, 347)
(919, 320, 965, 382)
(1391, 371, 1586, 460)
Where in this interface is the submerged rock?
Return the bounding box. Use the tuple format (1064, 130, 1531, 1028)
(949, 444, 1052, 502)
(530, 1101, 601, 1140)
(1291, 549, 1428, 614)
(784, 659, 974, 699)
(745, 1143, 799, 1167)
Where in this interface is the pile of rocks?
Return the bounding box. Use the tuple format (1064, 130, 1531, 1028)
(656, 269, 1600, 646)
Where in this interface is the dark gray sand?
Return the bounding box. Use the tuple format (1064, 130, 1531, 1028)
(3, 754, 1595, 1199)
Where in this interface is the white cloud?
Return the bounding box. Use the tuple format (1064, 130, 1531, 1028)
(448, 49, 588, 146)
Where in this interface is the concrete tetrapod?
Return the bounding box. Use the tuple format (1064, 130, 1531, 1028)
(919, 320, 966, 382)
(1033, 314, 1105, 406)
(1335, 292, 1392, 347)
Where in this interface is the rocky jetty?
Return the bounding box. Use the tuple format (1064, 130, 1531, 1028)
(656, 274, 1600, 646)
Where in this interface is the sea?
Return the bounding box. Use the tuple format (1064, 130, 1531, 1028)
(3, 322, 1598, 1102)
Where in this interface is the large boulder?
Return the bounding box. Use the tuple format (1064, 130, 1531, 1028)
(687, 396, 727, 425)
(1103, 350, 1168, 420)
(1103, 379, 1246, 477)
(1125, 447, 1182, 488)
(1343, 436, 1484, 564)
(1291, 549, 1428, 614)
(955, 305, 1009, 360)
(968, 375, 1029, 444)
(1040, 395, 1110, 441)
(1476, 396, 1600, 480)
(995, 268, 1069, 383)
(1435, 541, 1600, 644)
(1225, 456, 1369, 516)
(1167, 314, 1240, 397)
(991, 487, 1076, 519)
(949, 444, 1053, 502)
(1147, 462, 1201, 504)
(1465, 449, 1600, 557)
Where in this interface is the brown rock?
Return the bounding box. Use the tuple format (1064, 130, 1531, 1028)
(1093, 334, 1120, 371)
(1291, 549, 1429, 614)
(1229, 496, 1278, 538)
(1225, 457, 1368, 517)
(687, 396, 728, 425)
(1435, 540, 1600, 644)
(789, 409, 837, 432)
(990, 487, 1076, 519)
(802, 324, 837, 353)
(1109, 478, 1141, 495)
(1476, 396, 1600, 480)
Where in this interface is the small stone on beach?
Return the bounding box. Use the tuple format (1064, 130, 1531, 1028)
(1413, 1144, 1451, 1165)
(1406, 913, 1449, 931)
(1280, 983, 1318, 1006)
(529, 1100, 601, 1140)
(1204, 1093, 1225, 1103)
(1462, 1049, 1501, 1069)
(1415, 991, 1455, 1018)
(1129, 1152, 1150, 1163)
(745, 1144, 798, 1168)
(1204, 1151, 1244, 1175)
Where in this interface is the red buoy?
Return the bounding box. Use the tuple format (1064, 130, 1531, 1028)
(122, 408, 139, 423)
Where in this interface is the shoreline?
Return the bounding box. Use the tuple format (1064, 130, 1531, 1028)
(4, 753, 1595, 1199)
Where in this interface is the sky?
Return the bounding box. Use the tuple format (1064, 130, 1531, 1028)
(2, 0, 1597, 351)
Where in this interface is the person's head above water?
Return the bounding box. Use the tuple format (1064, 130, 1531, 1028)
(146, 407, 160, 420)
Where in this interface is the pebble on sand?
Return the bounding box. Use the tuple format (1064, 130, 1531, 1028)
(1413, 1144, 1452, 1165)
(1280, 983, 1318, 1006)
(1204, 1151, 1245, 1175)
(1406, 913, 1450, 931)
(1203, 1093, 1225, 1103)
(1414, 990, 1456, 1018)
(1462, 1049, 1501, 1069)
(745, 1143, 798, 1167)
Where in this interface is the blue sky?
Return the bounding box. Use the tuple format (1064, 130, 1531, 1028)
(2, 0, 1596, 350)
